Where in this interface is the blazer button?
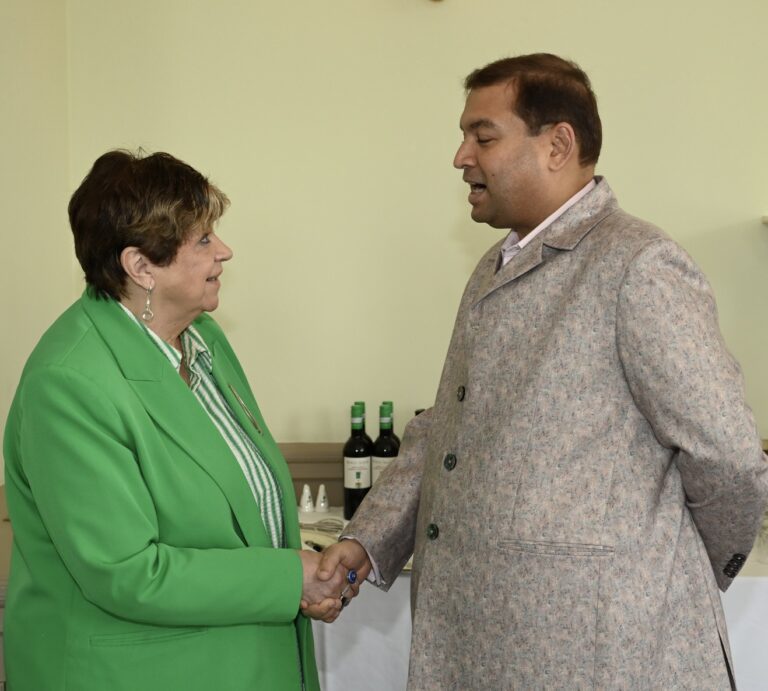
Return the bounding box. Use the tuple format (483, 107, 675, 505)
(457, 385, 466, 402)
(426, 523, 439, 540)
(443, 453, 457, 471)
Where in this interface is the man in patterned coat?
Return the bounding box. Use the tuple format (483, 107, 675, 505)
(315, 53, 768, 689)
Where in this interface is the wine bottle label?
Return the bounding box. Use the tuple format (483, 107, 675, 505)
(344, 456, 372, 488)
(372, 456, 393, 484)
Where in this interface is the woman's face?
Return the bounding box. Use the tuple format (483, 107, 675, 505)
(150, 226, 233, 325)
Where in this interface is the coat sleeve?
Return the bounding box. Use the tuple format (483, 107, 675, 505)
(616, 238, 768, 591)
(342, 408, 433, 589)
(12, 364, 304, 626)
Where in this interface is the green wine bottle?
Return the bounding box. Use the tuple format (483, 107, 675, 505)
(382, 400, 401, 450)
(372, 404, 399, 484)
(344, 403, 372, 519)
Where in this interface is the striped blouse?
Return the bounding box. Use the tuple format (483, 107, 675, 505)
(120, 304, 284, 548)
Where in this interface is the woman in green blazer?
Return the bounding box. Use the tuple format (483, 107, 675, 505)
(3, 150, 349, 691)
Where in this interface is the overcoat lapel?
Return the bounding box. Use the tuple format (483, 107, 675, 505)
(80, 294, 270, 547)
(473, 239, 545, 306)
(473, 177, 620, 305)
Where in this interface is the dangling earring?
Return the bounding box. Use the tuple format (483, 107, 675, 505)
(141, 283, 154, 322)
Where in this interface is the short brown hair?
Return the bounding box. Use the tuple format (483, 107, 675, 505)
(68, 149, 230, 299)
(465, 53, 602, 166)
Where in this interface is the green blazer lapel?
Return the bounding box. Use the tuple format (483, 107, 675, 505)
(79, 293, 269, 548)
(211, 345, 301, 549)
(130, 376, 271, 547)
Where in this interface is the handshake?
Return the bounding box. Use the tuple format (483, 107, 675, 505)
(296, 540, 372, 623)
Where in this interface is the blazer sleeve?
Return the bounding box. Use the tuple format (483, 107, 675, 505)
(342, 408, 433, 589)
(616, 238, 768, 591)
(13, 364, 304, 626)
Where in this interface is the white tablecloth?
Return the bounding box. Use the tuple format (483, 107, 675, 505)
(721, 577, 768, 689)
(312, 575, 412, 690)
(313, 574, 768, 690)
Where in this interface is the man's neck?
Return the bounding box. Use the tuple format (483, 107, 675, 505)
(518, 170, 596, 240)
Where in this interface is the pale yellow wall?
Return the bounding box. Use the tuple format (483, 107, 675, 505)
(2, 1, 766, 474)
(0, 0, 74, 473)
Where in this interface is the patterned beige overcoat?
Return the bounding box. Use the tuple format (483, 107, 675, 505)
(345, 179, 768, 690)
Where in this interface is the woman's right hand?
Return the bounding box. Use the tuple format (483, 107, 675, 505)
(296, 550, 346, 623)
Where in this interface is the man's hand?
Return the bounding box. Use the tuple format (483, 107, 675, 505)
(302, 540, 372, 622)
(317, 539, 372, 584)
(298, 541, 373, 623)
(296, 550, 346, 623)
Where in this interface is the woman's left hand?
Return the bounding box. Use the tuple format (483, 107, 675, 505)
(301, 596, 344, 623)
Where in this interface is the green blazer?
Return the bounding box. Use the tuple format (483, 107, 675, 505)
(3, 291, 319, 691)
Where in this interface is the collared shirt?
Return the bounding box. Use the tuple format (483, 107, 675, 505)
(499, 178, 597, 268)
(120, 304, 284, 548)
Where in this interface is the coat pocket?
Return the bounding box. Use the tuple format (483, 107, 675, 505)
(498, 538, 615, 557)
(90, 627, 207, 647)
(85, 627, 211, 691)
(491, 538, 614, 687)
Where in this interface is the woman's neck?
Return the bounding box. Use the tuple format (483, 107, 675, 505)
(119, 296, 190, 350)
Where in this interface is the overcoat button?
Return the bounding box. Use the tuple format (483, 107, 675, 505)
(457, 385, 466, 401)
(443, 454, 457, 471)
(723, 553, 747, 579)
(426, 523, 439, 540)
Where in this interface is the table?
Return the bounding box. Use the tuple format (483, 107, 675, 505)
(312, 574, 768, 690)
(312, 575, 412, 690)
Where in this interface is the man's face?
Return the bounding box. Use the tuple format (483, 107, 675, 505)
(454, 82, 552, 233)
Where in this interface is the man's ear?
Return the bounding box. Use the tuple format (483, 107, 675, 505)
(547, 122, 578, 171)
(120, 247, 154, 290)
